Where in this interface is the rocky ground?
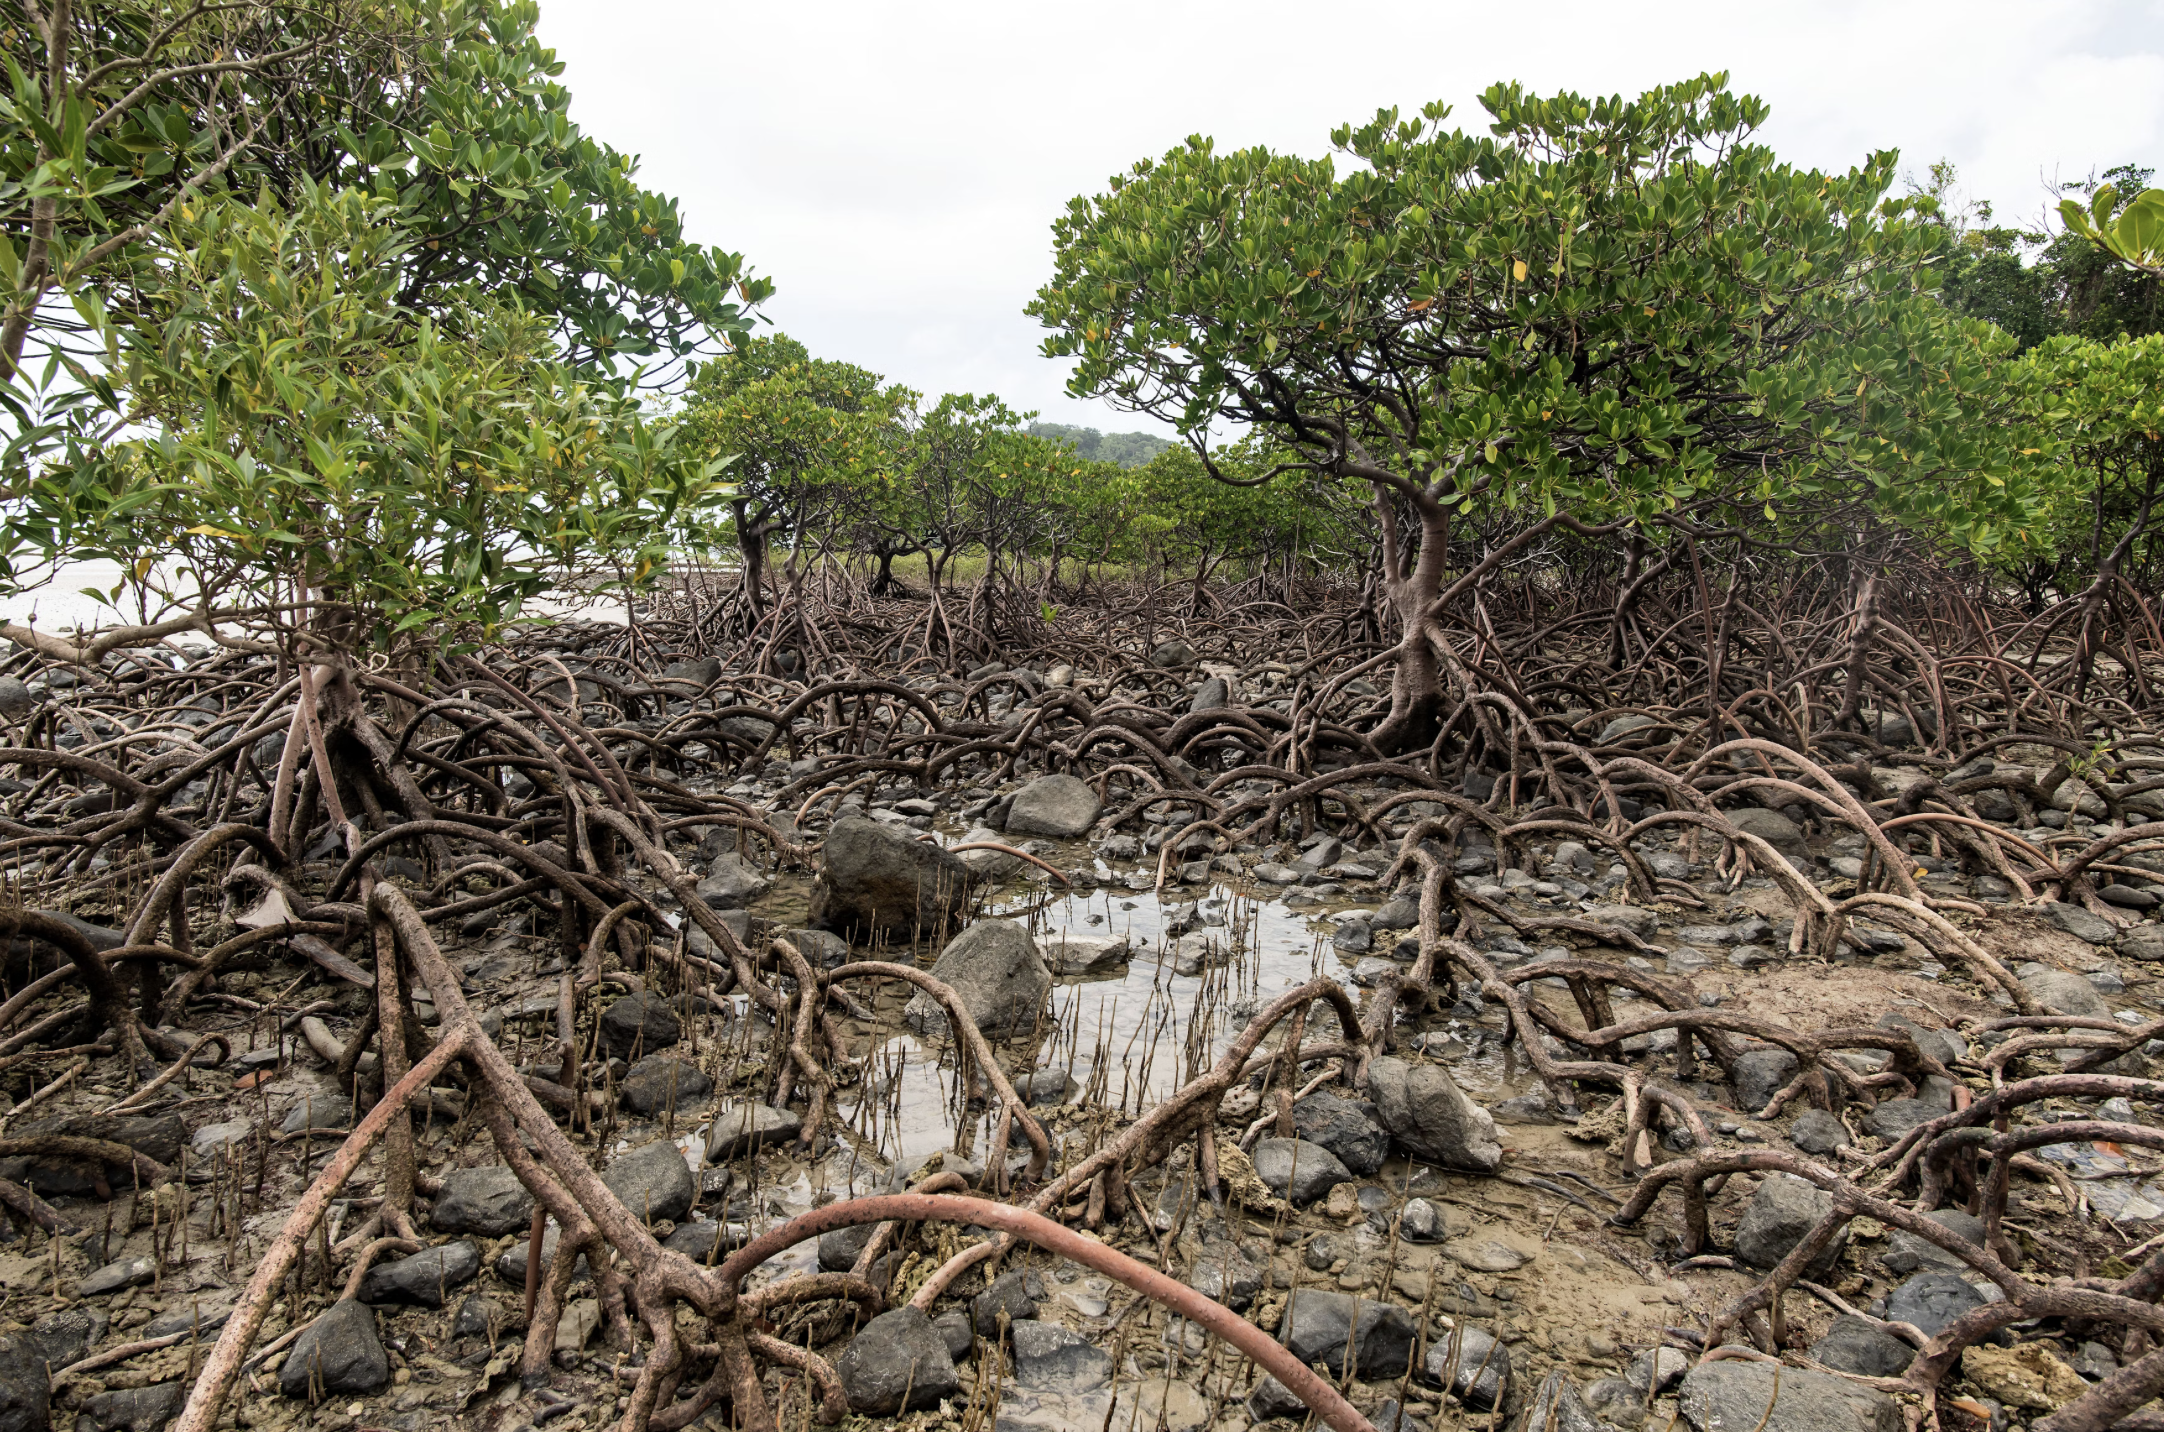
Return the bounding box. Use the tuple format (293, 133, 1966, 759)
(0, 654, 2157, 1432)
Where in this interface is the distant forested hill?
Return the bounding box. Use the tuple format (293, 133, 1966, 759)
(1027, 422, 1172, 467)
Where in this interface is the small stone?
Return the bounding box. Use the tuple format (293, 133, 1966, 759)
(1423, 1323, 1511, 1409)
(1810, 1315, 1915, 1376)
(1789, 1109, 1852, 1155)
(2042, 902, 2118, 946)
(1004, 775, 1102, 839)
(1678, 1360, 1897, 1432)
(1290, 1092, 1390, 1176)
(76, 1382, 185, 1432)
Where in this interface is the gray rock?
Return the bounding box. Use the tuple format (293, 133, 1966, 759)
(78, 1255, 157, 1297)
(1150, 639, 1198, 669)
(2021, 966, 2109, 1016)
(2042, 901, 2118, 946)
(602, 1139, 694, 1224)
(1400, 1197, 1444, 1242)
(358, 1240, 480, 1305)
(704, 1102, 803, 1162)
(1277, 1288, 1414, 1378)
(1734, 1175, 1847, 1275)
(1190, 1247, 1264, 1312)
(277, 1095, 347, 1136)
(836, 1307, 960, 1414)
(598, 991, 680, 1058)
(0, 1332, 47, 1432)
(620, 1055, 713, 1116)
(25, 1307, 104, 1375)
(2, 1112, 185, 1196)
(932, 1309, 974, 1362)
(279, 1299, 389, 1399)
(1365, 1057, 1503, 1172)
(1789, 1109, 1851, 1155)
(819, 1224, 875, 1273)
(1190, 678, 1229, 714)
(1599, 714, 1659, 744)
(1731, 1049, 1800, 1112)
(782, 927, 853, 969)
(663, 1221, 733, 1264)
(2119, 926, 2164, 962)
(1726, 807, 1808, 860)
(1810, 1315, 1915, 1376)
(1004, 775, 1102, 839)
(76, 1382, 184, 1432)
(696, 853, 771, 909)
(811, 815, 972, 940)
(1582, 904, 1659, 940)
(490, 1226, 585, 1285)
(432, 1166, 534, 1236)
(1372, 897, 1419, 930)
(903, 919, 1051, 1041)
(1247, 1375, 1308, 1421)
(1865, 1098, 1946, 1142)
(1678, 1360, 1897, 1432)
(1332, 917, 1374, 954)
(1882, 1209, 1986, 1275)
(1875, 1015, 1963, 1067)
(1252, 1137, 1351, 1205)
(1883, 1272, 1985, 1336)
(1518, 1369, 1618, 1432)
(660, 656, 723, 689)
(1042, 932, 1130, 975)
(1011, 1321, 1112, 1392)
(191, 1119, 254, 1157)
(0, 677, 34, 719)
(972, 1269, 1038, 1337)
(1628, 1347, 1690, 1395)
(1423, 1323, 1510, 1410)
(1290, 1092, 1389, 1176)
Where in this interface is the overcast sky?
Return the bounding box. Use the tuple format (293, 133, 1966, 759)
(537, 0, 2163, 437)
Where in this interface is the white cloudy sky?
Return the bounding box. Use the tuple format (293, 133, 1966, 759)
(537, 0, 2164, 436)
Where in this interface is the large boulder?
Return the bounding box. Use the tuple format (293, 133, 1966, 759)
(1726, 807, 1808, 860)
(279, 1299, 389, 1399)
(811, 815, 972, 940)
(1290, 1092, 1390, 1176)
(903, 919, 1051, 1042)
(1678, 1361, 1897, 1432)
(1734, 1175, 1848, 1275)
(1365, 1057, 1502, 1172)
(431, 1166, 534, 1236)
(1003, 775, 1102, 839)
(602, 1140, 694, 1224)
(1277, 1289, 1414, 1379)
(836, 1308, 960, 1415)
